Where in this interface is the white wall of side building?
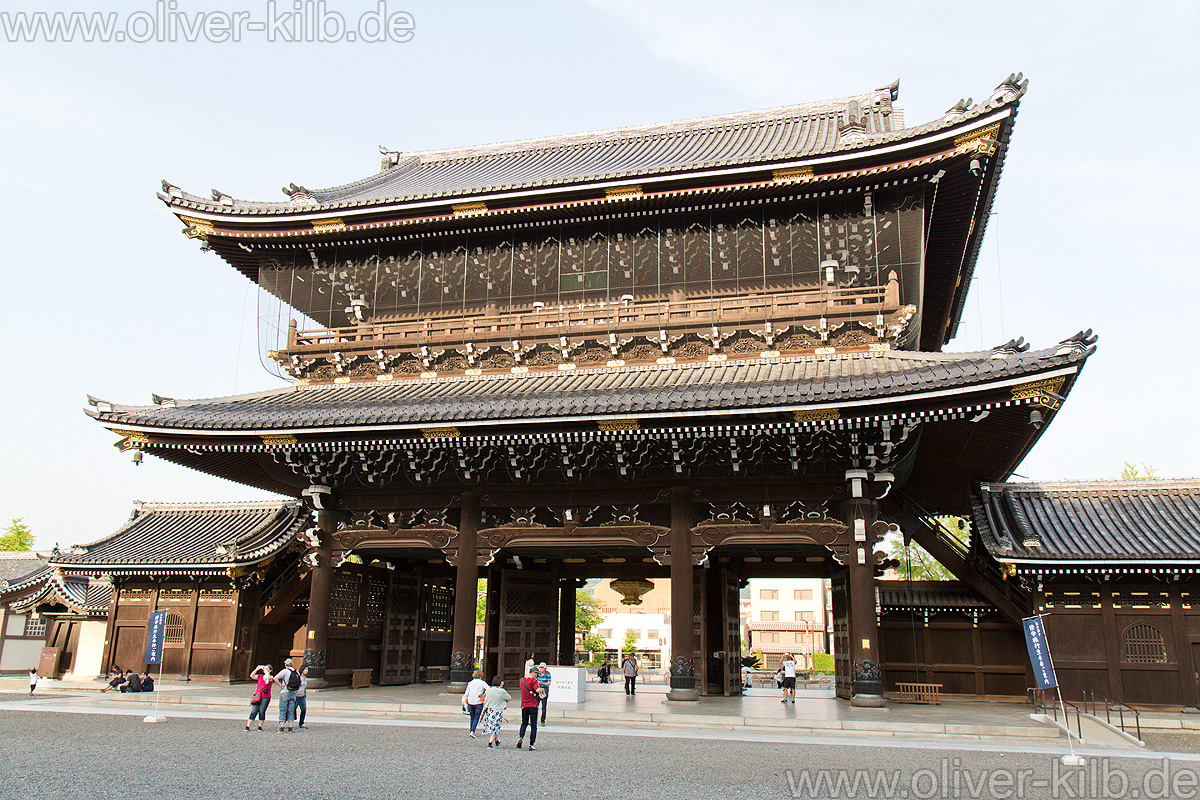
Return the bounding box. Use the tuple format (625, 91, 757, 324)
(63, 620, 106, 680)
(592, 613, 669, 669)
(0, 612, 47, 672)
(746, 578, 830, 669)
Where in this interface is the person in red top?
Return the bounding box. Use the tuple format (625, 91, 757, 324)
(516, 665, 543, 751)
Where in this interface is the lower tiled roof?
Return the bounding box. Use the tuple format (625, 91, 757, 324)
(86, 343, 1091, 434)
(974, 480, 1200, 562)
(51, 501, 307, 569)
(0, 554, 49, 590)
(9, 573, 112, 616)
(878, 582, 993, 611)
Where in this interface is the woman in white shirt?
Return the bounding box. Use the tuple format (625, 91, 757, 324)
(481, 676, 512, 749)
(461, 669, 489, 738)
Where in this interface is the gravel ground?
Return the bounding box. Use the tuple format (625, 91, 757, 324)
(6, 708, 1200, 800)
(1143, 731, 1200, 754)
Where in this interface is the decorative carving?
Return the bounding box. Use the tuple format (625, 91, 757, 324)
(670, 655, 695, 678)
(794, 409, 841, 424)
(421, 426, 461, 439)
(261, 434, 297, 446)
(853, 659, 881, 682)
(1010, 376, 1066, 408)
(302, 648, 327, 669)
(311, 218, 346, 232)
(599, 419, 639, 431)
(450, 650, 474, 672)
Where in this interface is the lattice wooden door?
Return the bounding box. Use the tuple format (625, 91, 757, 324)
(722, 569, 743, 696)
(379, 570, 420, 685)
(831, 570, 851, 699)
(494, 569, 558, 682)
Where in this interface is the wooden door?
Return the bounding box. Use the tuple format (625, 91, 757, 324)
(694, 575, 708, 696)
(379, 570, 420, 685)
(722, 569, 743, 697)
(495, 569, 558, 682)
(832, 570, 851, 699)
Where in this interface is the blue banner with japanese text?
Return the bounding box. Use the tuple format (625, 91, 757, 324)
(1022, 614, 1058, 690)
(144, 610, 166, 666)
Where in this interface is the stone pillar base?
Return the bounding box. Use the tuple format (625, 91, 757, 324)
(306, 679, 329, 690)
(666, 688, 700, 701)
(850, 694, 886, 708)
(447, 682, 468, 694)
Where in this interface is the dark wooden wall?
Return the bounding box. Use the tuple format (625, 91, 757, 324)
(1041, 582, 1200, 708)
(102, 581, 240, 679)
(879, 610, 1029, 698)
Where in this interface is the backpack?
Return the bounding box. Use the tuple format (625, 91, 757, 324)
(286, 668, 302, 691)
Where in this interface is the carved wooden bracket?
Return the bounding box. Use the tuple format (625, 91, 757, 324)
(476, 524, 668, 550)
(331, 523, 456, 551)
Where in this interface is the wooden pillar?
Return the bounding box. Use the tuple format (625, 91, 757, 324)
(449, 491, 480, 690)
(1099, 586, 1124, 703)
(844, 470, 884, 707)
(559, 579, 580, 666)
(1169, 583, 1198, 709)
(180, 581, 200, 681)
(667, 486, 698, 701)
(303, 507, 336, 688)
(100, 578, 120, 674)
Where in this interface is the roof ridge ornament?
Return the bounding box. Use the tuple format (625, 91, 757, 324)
(283, 182, 315, 204)
(877, 79, 899, 103)
(161, 180, 183, 201)
(990, 336, 1030, 358)
(1054, 328, 1097, 356)
(838, 100, 868, 144)
(943, 98, 973, 120)
(211, 189, 234, 206)
(990, 72, 1027, 104)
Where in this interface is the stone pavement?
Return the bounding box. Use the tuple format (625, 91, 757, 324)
(0, 675, 1079, 745)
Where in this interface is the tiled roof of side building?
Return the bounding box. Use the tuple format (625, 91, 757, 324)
(0, 554, 49, 586)
(878, 582, 994, 611)
(86, 337, 1090, 433)
(51, 501, 307, 568)
(161, 75, 1027, 215)
(973, 479, 1200, 562)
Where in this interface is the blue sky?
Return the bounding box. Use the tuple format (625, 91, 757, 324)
(1, 0, 1196, 549)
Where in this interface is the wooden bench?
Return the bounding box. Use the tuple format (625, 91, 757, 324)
(350, 668, 373, 689)
(895, 682, 943, 704)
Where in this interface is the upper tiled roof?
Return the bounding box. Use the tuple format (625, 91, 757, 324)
(52, 501, 307, 569)
(161, 76, 1027, 216)
(86, 337, 1089, 434)
(974, 480, 1200, 563)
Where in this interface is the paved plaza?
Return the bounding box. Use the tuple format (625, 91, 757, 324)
(3, 698, 1200, 800)
(6, 679, 1200, 799)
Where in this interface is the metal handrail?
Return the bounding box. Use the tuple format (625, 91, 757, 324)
(1028, 687, 1083, 741)
(1084, 689, 1142, 742)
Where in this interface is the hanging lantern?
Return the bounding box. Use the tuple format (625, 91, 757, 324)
(610, 578, 654, 606)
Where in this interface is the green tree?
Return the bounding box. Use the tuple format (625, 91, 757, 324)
(581, 632, 607, 657)
(621, 628, 638, 657)
(1120, 462, 1160, 480)
(884, 516, 967, 581)
(475, 578, 487, 623)
(575, 590, 602, 632)
(0, 519, 33, 551)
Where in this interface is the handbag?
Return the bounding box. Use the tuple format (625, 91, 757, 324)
(251, 688, 263, 704)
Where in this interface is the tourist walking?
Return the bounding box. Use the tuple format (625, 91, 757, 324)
(28, 668, 38, 696)
(517, 666, 543, 751)
(462, 669, 488, 737)
(296, 666, 310, 729)
(622, 654, 639, 695)
(780, 652, 797, 703)
(535, 662, 552, 724)
(245, 664, 273, 731)
(481, 676, 511, 750)
(274, 657, 301, 732)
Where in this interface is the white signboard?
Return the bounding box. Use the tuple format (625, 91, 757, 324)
(547, 666, 586, 703)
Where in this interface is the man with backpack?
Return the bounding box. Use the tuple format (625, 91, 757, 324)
(274, 657, 302, 732)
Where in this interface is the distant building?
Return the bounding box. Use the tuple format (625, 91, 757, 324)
(589, 579, 672, 668)
(746, 578, 829, 670)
